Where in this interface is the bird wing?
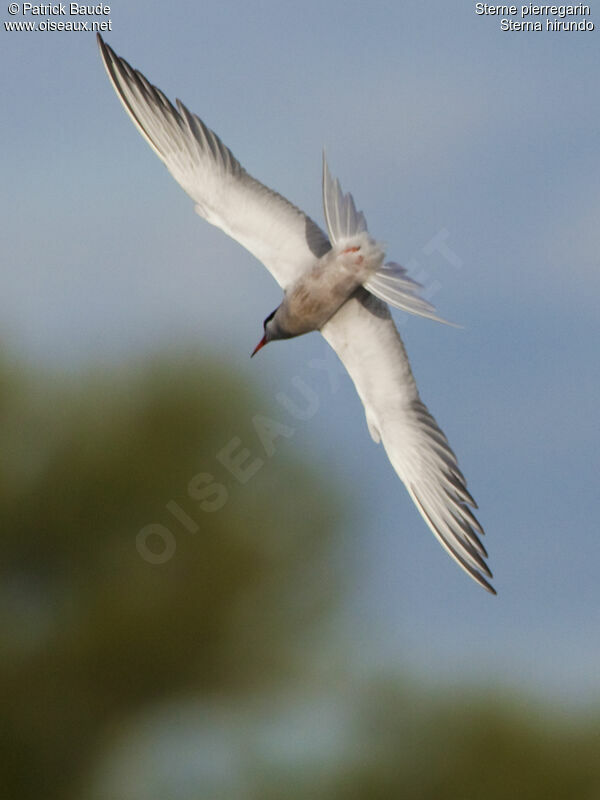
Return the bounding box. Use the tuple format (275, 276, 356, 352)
(97, 35, 330, 289)
(321, 289, 494, 593)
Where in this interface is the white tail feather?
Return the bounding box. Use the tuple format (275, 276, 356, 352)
(364, 262, 459, 326)
(322, 155, 457, 326)
(322, 153, 368, 244)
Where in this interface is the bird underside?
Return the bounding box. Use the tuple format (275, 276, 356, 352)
(97, 34, 494, 593)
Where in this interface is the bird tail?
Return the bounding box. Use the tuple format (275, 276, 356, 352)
(322, 152, 368, 245)
(322, 153, 457, 325)
(364, 262, 457, 326)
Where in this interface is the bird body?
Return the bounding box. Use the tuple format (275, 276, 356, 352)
(97, 35, 495, 593)
(265, 232, 385, 340)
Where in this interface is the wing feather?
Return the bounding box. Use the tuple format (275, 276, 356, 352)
(97, 35, 330, 288)
(321, 289, 495, 593)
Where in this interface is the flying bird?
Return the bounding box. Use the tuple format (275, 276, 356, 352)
(97, 34, 495, 593)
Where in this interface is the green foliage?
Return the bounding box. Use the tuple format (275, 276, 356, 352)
(336, 683, 600, 800)
(1, 352, 599, 800)
(0, 352, 341, 800)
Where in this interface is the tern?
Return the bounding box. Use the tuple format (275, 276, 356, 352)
(97, 35, 495, 593)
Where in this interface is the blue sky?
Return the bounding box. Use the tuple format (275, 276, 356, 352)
(3, 1, 599, 703)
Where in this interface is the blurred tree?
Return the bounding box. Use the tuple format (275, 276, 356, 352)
(0, 351, 343, 800)
(334, 682, 600, 800)
(1, 352, 599, 800)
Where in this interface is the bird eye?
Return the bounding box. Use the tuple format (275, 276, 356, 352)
(263, 309, 276, 327)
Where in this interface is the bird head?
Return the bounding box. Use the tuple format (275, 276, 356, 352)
(251, 309, 278, 357)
